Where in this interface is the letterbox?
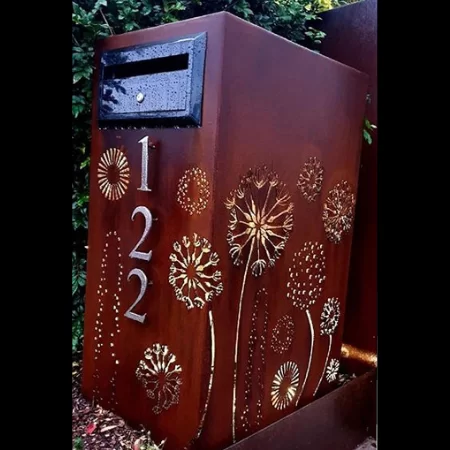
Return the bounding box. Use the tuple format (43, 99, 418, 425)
(82, 11, 368, 450)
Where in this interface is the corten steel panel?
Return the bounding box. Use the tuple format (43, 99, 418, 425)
(223, 369, 376, 450)
(82, 12, 368, 450)
(82, 14, 225, 450)
(320, 0, 378, 374)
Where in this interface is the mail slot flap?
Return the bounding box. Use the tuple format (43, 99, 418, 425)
(98, 32, 207, 128)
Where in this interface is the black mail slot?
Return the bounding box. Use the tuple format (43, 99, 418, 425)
(98, 32, 207, 128)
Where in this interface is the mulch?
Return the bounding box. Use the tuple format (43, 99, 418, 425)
(72, 353, 144, 450)
(72, 351, 360, 450)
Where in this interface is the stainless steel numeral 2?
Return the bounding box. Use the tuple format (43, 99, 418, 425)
(125, 136, 156, 324)
(125, 269, 148, 323)
(129, 206, 153, 261)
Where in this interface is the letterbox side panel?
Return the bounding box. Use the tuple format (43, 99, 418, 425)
(206, 12, 368, 448)
(319, 0, 378, 375)
(82, 13, 227, 450)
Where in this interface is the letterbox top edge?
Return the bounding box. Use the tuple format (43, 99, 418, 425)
(95, 11, 227, 50)
(222, 12, 369, 80)
(100, 31, 206, 63)
(94, 10, 367, 80)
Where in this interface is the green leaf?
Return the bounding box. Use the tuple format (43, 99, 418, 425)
(80, 157, 90, 169)
(73, 72, 83, 84)
(72, 104, 85, 118)
(77, 195, 89, 206)
(125, 22, 138, 31)
(363, 129, 372, 145)
(72, 95, 86, 104)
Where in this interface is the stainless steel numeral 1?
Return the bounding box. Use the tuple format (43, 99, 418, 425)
(137, 136, 153, 192)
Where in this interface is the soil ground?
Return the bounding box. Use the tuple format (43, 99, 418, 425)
(72, 352, 143, 450)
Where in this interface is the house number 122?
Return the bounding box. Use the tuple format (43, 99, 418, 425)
(125, 136, 156, 324)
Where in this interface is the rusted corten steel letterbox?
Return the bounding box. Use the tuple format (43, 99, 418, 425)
(82, 12, 368, 450)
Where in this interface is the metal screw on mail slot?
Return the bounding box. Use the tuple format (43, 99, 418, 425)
(136, 92, 145, 103)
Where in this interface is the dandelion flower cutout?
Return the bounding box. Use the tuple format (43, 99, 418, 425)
(97, 147, 130, 201)
(287, 241, 326, 406)
(287, 241, 326, 311)
(225, 166, 294, 277)
(325, 358, 340, 383)
(226, 166, 294, 442)
(313, 298, 341, 396)
(271, 314, 295, 355)
(322, 180, 356, 244)
(169, 233, 223, 310)
(297, 157, 324, 202)
(320, 297, 341, 336)
(176, 167, 211, 216)
(135, 343, 182, 415)
(271, 361, 300, 410)
(170, 234, 223, 445)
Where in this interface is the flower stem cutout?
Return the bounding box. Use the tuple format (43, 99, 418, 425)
(240, 288, 269, 436)
(225, 166, 294, 442)
(136, 344, 182, 415)
(168, 233, 223, 446)
(313, 297, 341, 396)
(287, 241, 326, 407)
(93, 231, 123, 409)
